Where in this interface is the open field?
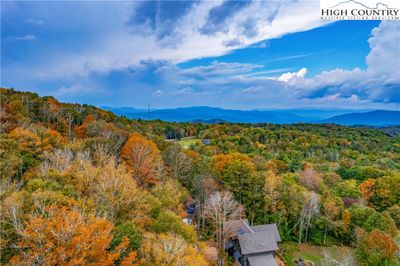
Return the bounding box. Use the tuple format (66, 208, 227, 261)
(177, 138, 201, 148)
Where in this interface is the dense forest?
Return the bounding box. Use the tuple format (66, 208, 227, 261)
(1, 88, 399, 265)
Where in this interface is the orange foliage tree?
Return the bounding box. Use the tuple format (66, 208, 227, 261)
(356, 230, 399, 265)
(9, 206, 135, 266)
(121, 133, 162, 187)
(9, 127, 50, 154)
(359, 178, 376, 202)
(74, 114, 95, 138)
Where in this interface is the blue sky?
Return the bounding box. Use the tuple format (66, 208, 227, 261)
(1, 1, 399, 110)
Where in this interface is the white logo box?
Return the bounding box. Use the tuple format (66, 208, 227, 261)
(320, 0, 400, 20)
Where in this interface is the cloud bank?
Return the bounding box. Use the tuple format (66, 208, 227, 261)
(1, 1, 399, 109)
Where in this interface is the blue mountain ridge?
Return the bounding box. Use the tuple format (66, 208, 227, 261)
(102, 106, 400, 126)
(320, 110, 400, 126)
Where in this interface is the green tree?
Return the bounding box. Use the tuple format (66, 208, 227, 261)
(386, 204, 400, 228)
(333, 179, 361, 199)
(371, 174, 400, 210)
(111, 222, 142, 265)
(152, 210, 197, 243)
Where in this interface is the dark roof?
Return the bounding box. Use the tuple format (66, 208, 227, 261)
(250, 223, 281, 242)
(224, 219, 253, 237)
(238, 231, 278, 255)
(247, 253, 277, 266)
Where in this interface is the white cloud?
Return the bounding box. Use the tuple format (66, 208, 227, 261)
(296, 21, 400, 104)
(2, 2, 398, 109)
(55, 84, 94, 97)
(8, 34, 36, 41)
(3, 0, 329, 79)
(277, 67, 307, 82)
(153, 90, 163, 96)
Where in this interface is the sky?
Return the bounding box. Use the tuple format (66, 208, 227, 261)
(1, 0, 399, 110)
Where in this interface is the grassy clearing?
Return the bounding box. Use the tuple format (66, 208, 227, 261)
(282, 243, 354, 266)
(177, 138, 201, 149)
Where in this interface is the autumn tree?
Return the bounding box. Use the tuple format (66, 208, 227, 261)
(342, 209, 352, 234)
(211, 153, 254, 180)
(74, 114, 95, 138)
(359, 178, 376, 203)
(110, 222, 142, 265)
(333, 179, 361, 199)
(204, 190, 243, 266)
(162, 143, 192, 181)
(323, 172, 341, 188)
(356, 230, 399, 266)
(121, 133, 162, 187)
(263, 170, 283, 213)
(9, 206, 125, 265)
(152, 210, 197, 243)
(91, 159, 149, 223)
(371, 174, 400, 210)
(363, 211, 398, 237)
(151, 179, 188, 212)
(299, 164, 322, 191)
(140, 233, 207, 266)
(60, 107, 80, 140)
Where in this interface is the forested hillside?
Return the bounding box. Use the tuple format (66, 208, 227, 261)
(1, 88, 399, 265)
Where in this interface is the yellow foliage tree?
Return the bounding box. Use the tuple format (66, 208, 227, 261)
(140, 233, 207, 266)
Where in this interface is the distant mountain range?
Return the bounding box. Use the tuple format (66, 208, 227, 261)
(320, 110, 400, 126)
(102, 106, 400, 126)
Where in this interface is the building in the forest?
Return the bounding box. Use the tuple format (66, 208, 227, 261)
(224, 219, 285, 266)
(202, 139, 211, 145)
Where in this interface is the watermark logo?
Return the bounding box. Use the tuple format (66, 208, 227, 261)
(320, 0, 400, 20)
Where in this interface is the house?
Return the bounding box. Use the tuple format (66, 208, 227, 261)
(202, 139, 211, 145)
(224, 219, 285, 266)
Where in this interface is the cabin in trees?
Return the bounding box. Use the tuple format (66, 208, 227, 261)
(202, 138, 211, 145)
(225, 219, 285, 266)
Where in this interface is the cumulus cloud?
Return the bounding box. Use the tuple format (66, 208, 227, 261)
(277, 67, 307, 82)
(297, 21, 400, 104)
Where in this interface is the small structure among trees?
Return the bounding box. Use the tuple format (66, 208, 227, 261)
(202, 138, 211, 145)
(224, 219, 283, 266)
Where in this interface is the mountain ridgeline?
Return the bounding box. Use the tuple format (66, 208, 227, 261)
(320, 110, 400, 126)
(103, 106, 400, 126)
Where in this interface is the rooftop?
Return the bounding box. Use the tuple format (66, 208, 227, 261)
(251, 224, 281, 242)
(247, 253, 277, 266)
(238, 230, 278, 255)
